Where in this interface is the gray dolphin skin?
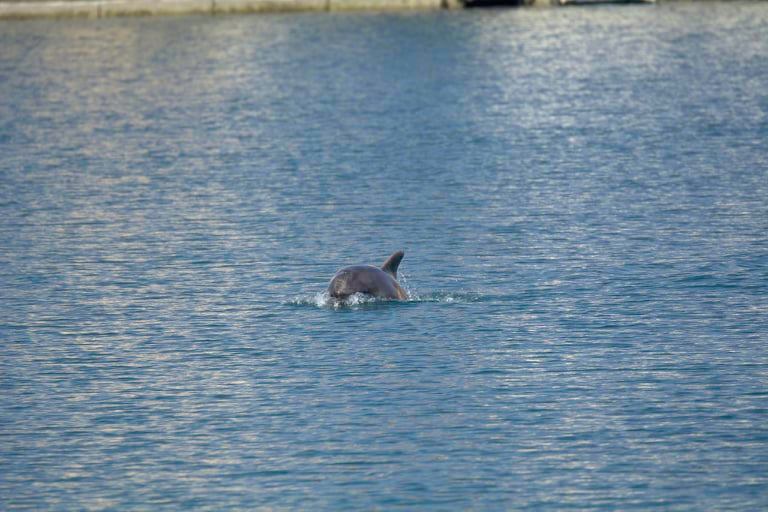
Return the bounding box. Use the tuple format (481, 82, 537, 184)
(328, 250, 408, 300)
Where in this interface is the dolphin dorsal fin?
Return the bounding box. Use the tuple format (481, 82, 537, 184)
(381, 250, 405, 278)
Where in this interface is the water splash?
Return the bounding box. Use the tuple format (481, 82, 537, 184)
(398, 273, 484, 304)
(286, 292, 396, 309)
(285, 288, 483, 309)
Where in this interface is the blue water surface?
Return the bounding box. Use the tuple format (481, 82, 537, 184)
(1, 3, 767, 509)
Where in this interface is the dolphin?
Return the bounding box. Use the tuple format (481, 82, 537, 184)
(328, 250, 408, 301)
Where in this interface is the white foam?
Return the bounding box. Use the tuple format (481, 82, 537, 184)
(286, 288, 482, 309)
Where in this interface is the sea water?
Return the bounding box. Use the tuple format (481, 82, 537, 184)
(1, 3, 767, 509)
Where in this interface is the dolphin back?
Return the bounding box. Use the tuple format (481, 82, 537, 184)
(328, 251, 408, 300)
